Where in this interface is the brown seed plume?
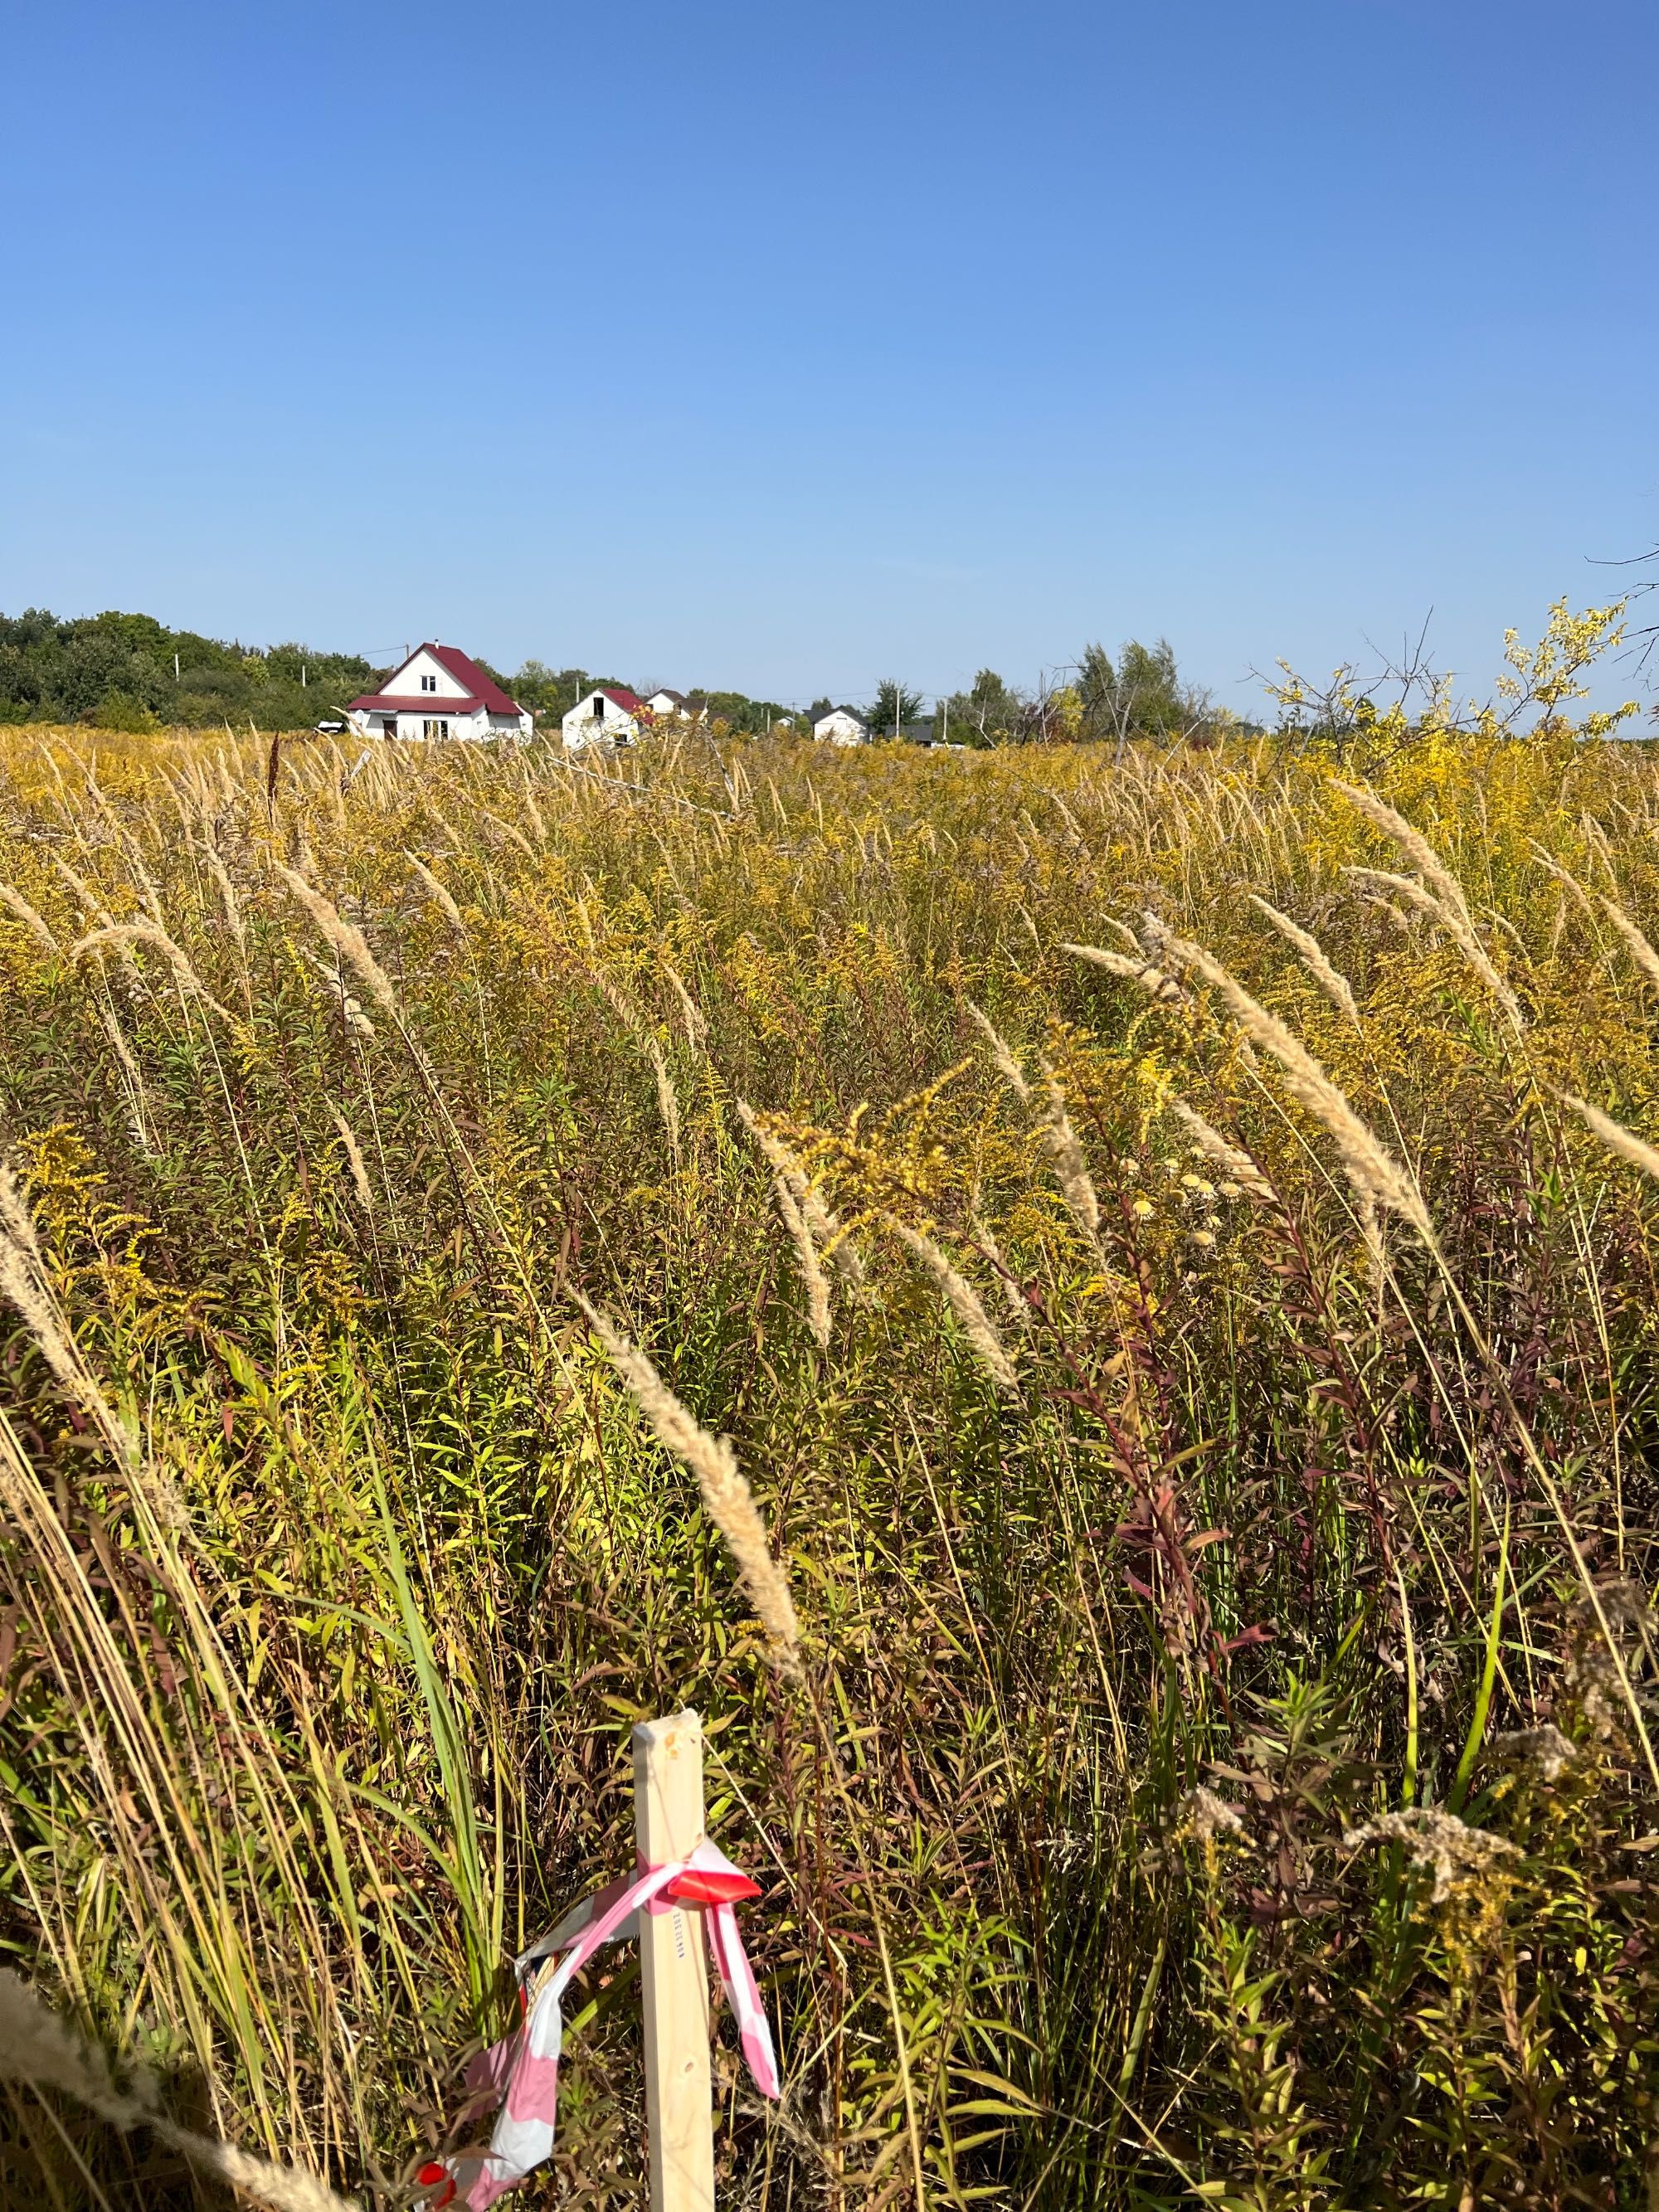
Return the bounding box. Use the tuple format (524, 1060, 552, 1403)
(575, 1294, 802, 1675)
(886, 1216, 1021, 1393)
(1160, 929, 1437, 1247)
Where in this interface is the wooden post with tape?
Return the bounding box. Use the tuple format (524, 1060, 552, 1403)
(634, 1710, 715, 2212)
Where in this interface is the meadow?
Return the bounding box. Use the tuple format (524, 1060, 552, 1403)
(3, 626, 1659, 2210)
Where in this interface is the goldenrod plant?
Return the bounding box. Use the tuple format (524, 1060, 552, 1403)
(2, 605, 1658, 2208)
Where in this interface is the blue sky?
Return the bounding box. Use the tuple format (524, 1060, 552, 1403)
(3, 0, 1654, 713)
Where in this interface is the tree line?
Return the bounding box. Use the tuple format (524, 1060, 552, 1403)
(0, 610, 383, 733)
(0, 607, 1214, 749)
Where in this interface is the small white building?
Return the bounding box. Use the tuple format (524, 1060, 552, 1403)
(812, 706, 870, 746)
(643, 689, 710, 722)
(562, 686, 649, 751)
(347, 644, 533, 742)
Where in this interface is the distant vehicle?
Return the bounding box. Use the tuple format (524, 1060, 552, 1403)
(314, 719, 346, 734)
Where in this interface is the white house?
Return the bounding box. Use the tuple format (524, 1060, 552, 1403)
(346, 644, 533, 743)
(643, 689, 712, 722)
(812, 706, 869, 746)
(562, 686, 649, 751)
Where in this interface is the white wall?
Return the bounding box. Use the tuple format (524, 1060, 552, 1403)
(813, 712, 868, 746)
(347, 706, 532, 743)
(386, 647, 471, 700)
(562, 692, 640, 750)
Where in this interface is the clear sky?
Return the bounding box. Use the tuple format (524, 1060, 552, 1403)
(4, 0, 1654, 714)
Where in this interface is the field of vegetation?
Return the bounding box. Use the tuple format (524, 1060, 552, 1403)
(5, 607, 1659, 2211)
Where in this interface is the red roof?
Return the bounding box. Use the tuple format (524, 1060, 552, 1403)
(350, 643, 526, 717)
(347, 693, 485, 713)
(598, 686, 648, 713)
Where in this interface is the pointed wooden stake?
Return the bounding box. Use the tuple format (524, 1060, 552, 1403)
(635, 1710, 715, 2212)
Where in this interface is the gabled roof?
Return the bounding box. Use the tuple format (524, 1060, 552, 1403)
(353, 643, 525, 717)
(425, 644, 525, 716)
(596, 686, 647, 714)
(815, 704, 868, 725)
(348, 693, 484, 712)
(647, 688, 688, 707)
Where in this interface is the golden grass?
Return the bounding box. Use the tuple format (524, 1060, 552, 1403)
(2, 705, 1659, 2208)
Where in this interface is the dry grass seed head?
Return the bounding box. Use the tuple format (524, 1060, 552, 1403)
(1037, 1056, 1102, 1245)
(275, 866, 401, 1018)
(0, 1970, 359, 2211)
(403, 853, 467, 933)
(71, 921, 238, 1026)
(660, 955, 710, 1048)
(1556, 1090, 1659, 1184)
(0, 881, 60, 955)
(574, 1295, 802, 1675)
(1246, 895, 1360, 1023)
(329, 1109, 376, 1217)
(1060, 941, 1187, 1005)
(964, 1000, 1033, 1103)
(1596, 895, 1659, 993)
(1160, 927, 1437, 1247)
(1165, 1095, 1275, 1203)
(735, 1100, 863, 1284)
(885, 1215, 1021, 1393)
(1334, 780, 1525, 1032)
(734, 1104, 834, 1346)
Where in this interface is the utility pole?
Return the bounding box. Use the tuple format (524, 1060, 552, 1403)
(173, 651, 180, 681)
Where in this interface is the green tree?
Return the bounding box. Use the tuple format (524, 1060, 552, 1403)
(868, 679, 923, 736)
(1077, 637, 1204, 750)
(937, 668, 1025, 746)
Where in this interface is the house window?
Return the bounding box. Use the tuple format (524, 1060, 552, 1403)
(423, 717, 449, 741)
(591, 695, 604, 717)
(421, 673, 437, 693)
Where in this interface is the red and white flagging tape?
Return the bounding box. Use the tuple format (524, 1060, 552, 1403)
(417, 1840, 779, 2210)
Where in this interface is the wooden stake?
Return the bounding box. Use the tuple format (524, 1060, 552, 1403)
(635, 1710, 715, 2212)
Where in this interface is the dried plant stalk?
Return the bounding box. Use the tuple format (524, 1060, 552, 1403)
(965, 1000, 1034, 1103)
(275, 866, 401, 1018)
(1165, 1094, 1275, 1202)
(0, 1968, 358, 2211)
(1060, 941, 1187, 1004)
(1557, 1091, 1659, 1184)
(0, 881, 58, 954)
(1160, 928, 1437, 1248)
(1038, 1057, 1102, 1246)
(1246, 896, 1359, 1023)
(404, 853, 466, 933)
(575, 1295, 802, 1675)
(885, 1216, 1020, 1392)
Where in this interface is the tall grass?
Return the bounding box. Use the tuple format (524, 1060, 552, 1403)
(2, 710, 1659, 2208)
